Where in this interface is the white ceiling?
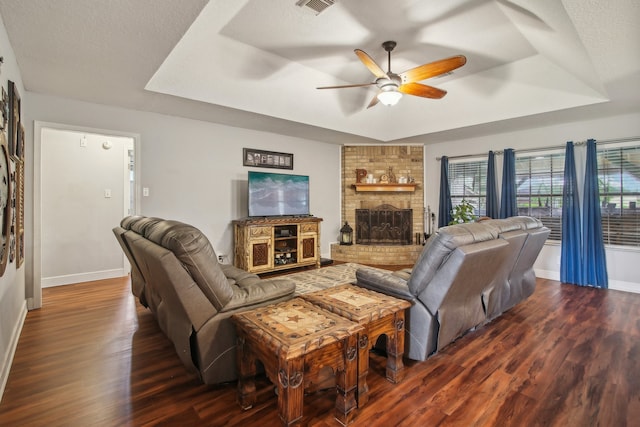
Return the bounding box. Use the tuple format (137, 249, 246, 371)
(0, 0, 638, 144)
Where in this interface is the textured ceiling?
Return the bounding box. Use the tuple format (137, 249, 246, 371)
(0, 0, 638, 144)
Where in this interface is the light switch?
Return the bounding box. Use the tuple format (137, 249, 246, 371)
(104, 189, 112, 198)
(143, 187, 149, 197)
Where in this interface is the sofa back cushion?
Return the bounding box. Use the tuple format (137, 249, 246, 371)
(128, 216, 163, 235)
(509, 226, 550, 299)
(144, 220, 234, 311)
(407, 221, 499, 295)
(120, 215, 143, 230)
(419, 238, 510, 350)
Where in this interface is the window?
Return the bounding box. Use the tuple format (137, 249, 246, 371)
(515, 152, 565, 240)
(448, 159, 488, 218)
(597, 145, 640, 247)
(445, 143, 640, 247)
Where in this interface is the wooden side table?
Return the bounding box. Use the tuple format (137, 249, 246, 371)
(232, 298, 363, 426)
(300, 284, 412, 407)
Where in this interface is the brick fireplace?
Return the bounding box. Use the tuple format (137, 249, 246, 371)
(331, 146, 424, 265)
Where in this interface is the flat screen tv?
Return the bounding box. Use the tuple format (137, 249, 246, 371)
(248, 171, 310, 217)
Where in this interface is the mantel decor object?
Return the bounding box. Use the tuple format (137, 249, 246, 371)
(356, 168, 367, 183)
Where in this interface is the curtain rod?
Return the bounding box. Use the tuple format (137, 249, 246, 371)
(435, 136, 640, 161)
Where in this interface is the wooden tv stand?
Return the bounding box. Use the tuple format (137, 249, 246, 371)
(233, 216, 322, 274)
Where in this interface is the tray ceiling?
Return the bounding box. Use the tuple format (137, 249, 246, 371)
(1, 0, 638, 144)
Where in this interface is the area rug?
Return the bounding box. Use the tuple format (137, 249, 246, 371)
(282, 263, 390, 295)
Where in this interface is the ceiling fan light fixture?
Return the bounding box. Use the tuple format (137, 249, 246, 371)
(377, 85, 402, 106)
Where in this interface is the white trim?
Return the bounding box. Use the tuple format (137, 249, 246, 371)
(535, 269, 639, 294)
(535, 269, 560, 281)
(41, 269, 128, 288)
(0, 301, 27, 402)
(608, 280, 640, 294)
(32, 121, 141, 309)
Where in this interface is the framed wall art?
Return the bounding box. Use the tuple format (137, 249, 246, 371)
(0, 133, 11, 276)
(243, 148, 293, 170)
(8, 157, 15, 264)
(15, 157, 23, 268)
(8, 80, 20, 158)
(0, 87, 7, 131)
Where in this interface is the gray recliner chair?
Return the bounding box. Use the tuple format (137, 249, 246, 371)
(355, 216, 549, 362)
(113, 216, 296, 384)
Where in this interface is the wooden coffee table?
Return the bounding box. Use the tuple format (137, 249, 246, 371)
(300, 284, 411, 407)
(232, 298, 363, 426)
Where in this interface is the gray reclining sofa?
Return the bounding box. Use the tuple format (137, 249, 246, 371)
(113, 216, 296, 384)
(355, 216, 549, 361)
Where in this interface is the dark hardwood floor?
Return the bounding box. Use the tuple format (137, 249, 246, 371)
(1, 274, 639, 426)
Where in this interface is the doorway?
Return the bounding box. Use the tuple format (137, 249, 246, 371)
(32, 121, 140, 308)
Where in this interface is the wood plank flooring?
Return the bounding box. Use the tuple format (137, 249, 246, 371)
(1, 275, 639, 426)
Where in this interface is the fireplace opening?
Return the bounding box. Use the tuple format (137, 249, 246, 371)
(356, 204, 413, 245)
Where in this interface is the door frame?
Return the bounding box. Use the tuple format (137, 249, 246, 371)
(31, 121, 141, 309)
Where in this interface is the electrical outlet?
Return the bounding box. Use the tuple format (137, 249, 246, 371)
(217, 254, 226, 263)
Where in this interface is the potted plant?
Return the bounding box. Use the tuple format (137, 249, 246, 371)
(449, 200, 476, 225)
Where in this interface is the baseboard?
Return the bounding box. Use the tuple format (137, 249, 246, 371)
(0, 301, 27, 403)
(535, 269, 560, 281)
(608, 280, 640, 294)
(536, 269, 639, 294)
(42, 268, 127, 288)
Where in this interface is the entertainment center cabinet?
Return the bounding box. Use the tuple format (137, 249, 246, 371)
(233, 216, 322, 274)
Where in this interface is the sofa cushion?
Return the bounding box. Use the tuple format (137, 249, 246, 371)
(407, 222, 499, 295)
(220, 264, 261, 284)
(222, 278, 296, 312)
(129, 216, 163, 235)
(356, 267, 416, 301)
(478, 216, 542, 235)
(120, 215, 143, 230)
(144, 220, 234, 311)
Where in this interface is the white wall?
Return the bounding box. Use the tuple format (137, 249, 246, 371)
(24, 92, 342, 278)
(423, 111, 640, 293)
(0, 13, 27, 402)
(40, 128, 133, 287)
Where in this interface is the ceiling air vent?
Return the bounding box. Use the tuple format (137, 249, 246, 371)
(296, 0, 335, 15)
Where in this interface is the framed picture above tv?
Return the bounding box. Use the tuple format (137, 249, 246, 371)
(243, 148, 293, 170)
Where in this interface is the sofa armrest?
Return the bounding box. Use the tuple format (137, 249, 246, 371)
(355, 267, 415, 301)
(221, 278, 296, 312)
(220, 263, 260, 282)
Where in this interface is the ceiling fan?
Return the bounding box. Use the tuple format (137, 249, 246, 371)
(317, 41, 466, 108)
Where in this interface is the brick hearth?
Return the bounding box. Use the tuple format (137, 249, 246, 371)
(331, 243, 423, 265)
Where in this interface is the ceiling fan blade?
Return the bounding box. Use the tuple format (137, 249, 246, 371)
(399, 55, 467, 84)
(354, 49, 388, 79)
(317, 82, 377, 90)
(399, 82, 447, 99)
(367, 93, 380, 109)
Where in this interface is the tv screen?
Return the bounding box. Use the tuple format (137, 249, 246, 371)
(248, 171, 310, 217)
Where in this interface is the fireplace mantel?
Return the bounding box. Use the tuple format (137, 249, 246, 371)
(352, 183, 418, 192)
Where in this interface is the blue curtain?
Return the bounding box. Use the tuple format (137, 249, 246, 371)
(582, 139, 608, 288)
(499, 148, 517, 218)
(486, 151, 499, 218)
(438, 156, 452, 227)
(560, 141, 583, 285)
